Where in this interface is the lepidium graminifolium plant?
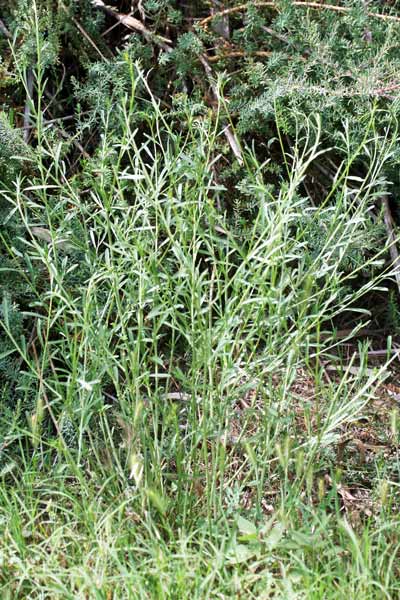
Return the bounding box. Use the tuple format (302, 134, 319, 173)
(0, 65, 396, 477)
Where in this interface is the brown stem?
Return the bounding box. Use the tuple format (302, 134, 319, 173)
(208, 50, 272, 62)
(199, 2, 400, 27)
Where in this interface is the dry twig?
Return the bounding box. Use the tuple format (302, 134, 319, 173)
(199, 2, 400, 27)
(208, 50, 272, 62)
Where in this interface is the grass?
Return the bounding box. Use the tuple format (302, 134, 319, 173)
(1, 26, 400, 598)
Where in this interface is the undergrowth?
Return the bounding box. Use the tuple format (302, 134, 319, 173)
(1, 1, 400, 598)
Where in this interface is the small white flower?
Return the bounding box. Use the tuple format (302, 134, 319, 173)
(77, 379, 100, 392)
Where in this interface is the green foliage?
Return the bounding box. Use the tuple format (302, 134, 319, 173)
(0, 115, 36, 406)
(223, 3, 400, 148)
(0, 112, 33, 183)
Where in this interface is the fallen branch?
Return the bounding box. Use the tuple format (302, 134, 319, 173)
(91, 0, 173, 53)
(382, 195, 400, 295)
(199, 2, 400, 27)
